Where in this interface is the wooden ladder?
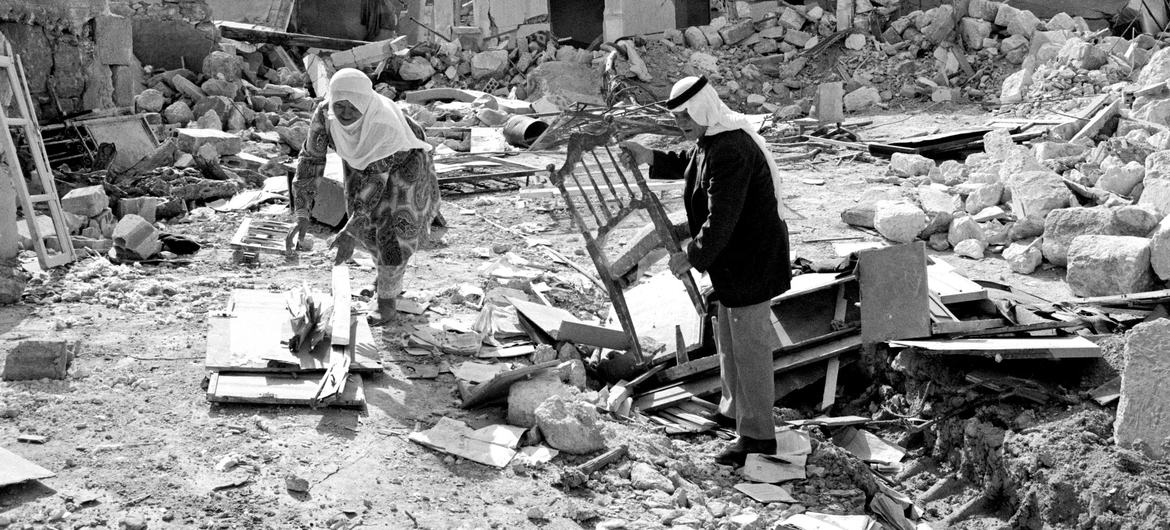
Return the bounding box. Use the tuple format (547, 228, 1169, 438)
(0, 40, 74, 268)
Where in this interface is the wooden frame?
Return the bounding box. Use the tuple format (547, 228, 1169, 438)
(548, 131, 704, 364)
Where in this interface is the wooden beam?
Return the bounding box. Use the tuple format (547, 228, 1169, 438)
(216, 21, 368, 51)
(1071, 97, 1122, 143)
(331, 265, 351, 346)
(819, 358, 840, 411)
(889, 336, 1101, 360)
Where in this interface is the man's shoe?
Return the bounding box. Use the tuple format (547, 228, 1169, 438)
(366, 297, 397, 326)
(713, 413, 736, 430)
(714, 436, 778, 467)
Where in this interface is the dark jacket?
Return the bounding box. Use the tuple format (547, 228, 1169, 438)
(650, 129, 791, 307)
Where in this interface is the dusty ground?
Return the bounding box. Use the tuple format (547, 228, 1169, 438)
(1, 105, 1165, 529)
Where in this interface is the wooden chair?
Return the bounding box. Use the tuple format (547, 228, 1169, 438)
(547, 131, 704, 364)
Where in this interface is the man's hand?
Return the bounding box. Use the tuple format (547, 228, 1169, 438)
(668, 252, 692, 278)
(286, 217, 310, 252)
(328, 230, 356, 266)
(618, 141, 653, 168)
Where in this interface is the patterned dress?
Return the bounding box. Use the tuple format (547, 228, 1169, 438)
(293, 101, 441, 299)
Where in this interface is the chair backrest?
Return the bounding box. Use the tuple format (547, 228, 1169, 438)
(549, 131, 650, 251)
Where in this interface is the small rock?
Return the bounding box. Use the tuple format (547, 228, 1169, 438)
(954, 238, 987, 259)
(631, 462, 675, 494)
(1004, 242, 1042, 274)
(285, 474, 310, 493)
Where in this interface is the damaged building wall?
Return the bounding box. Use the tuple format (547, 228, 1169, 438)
(111, 0, 216, 72)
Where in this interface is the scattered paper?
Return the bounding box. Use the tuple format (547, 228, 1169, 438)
(478, 343, 536, 359)
(208, 190, 284, 212)
(779, 513, 881, 530)
(514, 445, 558, 465)
(734, 483, 797, 503)
(742, 453, 807, 483)
(451, 361, 509, 384)
(775, 427, 813, 456)
(832, 427, 906, 465)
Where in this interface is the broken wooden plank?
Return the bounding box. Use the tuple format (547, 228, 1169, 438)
(311, 344, 352, 408)
(819, 357, 840, 411)
(1089, 376, 1121, 406)
(859, 243, 930, 343)
(206, 373, 365, 407)
(510, 298, 579, 341)
(636, 334, 862, 412)
(617, 270, 706, 359)
(460, 360, 560, 408)
(1072, 288, 1170, 308)
(927, 261, 988, 304)
(661, 327, 858, 382)
(784, 415, 871, 428)
(558, 320, 630, 350)
(328, 37, 407, 69)
(938, 319, 1088, 338)
(407, 418, 522, 468)
(204, 290, 381, 374)
(888, 336, 1102, 359)
(930, 318, 1006, 335)
(216, 21, 367, 50)
(0, 446, 55, 487)
(1071, 97, 1122, 143)
(331, 265, 351, 346)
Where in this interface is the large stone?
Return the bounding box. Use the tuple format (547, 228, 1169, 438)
(176, 128, 242, 156)
(534, 395, 606, 455)
(844, 86, 881, 111)
(948, 215, 986, 246)
(844, 33, 867, 50)
(507, 374, 575, 428)
(194, 110, 222, 130)
(890, 153, 935, 177)
(920, 5, 956, 44)
(1041, 207, 1114, 266)
(1138, 178, 1170, 218)
(1151, 216, 1170, 280)
(133, 88, 165, 113)
(399, 57, 436, 81)
(967, 0, 1001, 21)
(1137, 46, 1170, 88)
(202, 50, 244, 82)
(631, 463, 675, 494)
(60, 185, 109, 217)
(687, 52, 720, 76)
(1144, 150, 1170, 181)
(276, 125, 309, 153)
(201, 78, 239, 98)
(1067, 235, 1154, 296)
(163, 101, 195, 125)
(784, 29, 813, 47)
(959, 18, 992, 50)
(1004, 241, 1042, 273)
(1115, 319, 1170, 458)
(999, 69, 1031, 104)
(873, 202, 928, 243)
(2, 340, 70, 381)
(917, 184, 960, 214)
(1009, 171, 1068, 220)
(841, 202, 878, 228)
(192, 96, 233, 126)
(684, 26, 709, 48)
(16, 215, 56, 251)
(1000, 34, 1030, 64)
(954, 239, 987, 259)
(964, 182, 1003, 214)
(1047, 12, 1077, 31)
(471, 50, 510, 79)
(1060, 39, 1108, 70)
(938, 160, 968, 185)
(1098, 161, 1146, 196)
(995, 5, 1040, 38)
(1114, 205, 1161, 235)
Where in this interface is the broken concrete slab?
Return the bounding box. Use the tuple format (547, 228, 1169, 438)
(60, 185, 110, 218)
(1115, 319, 1170, 458)
(1067, 235, 1155, 296)
(841, 202, 878, 228)
(176, 128, 242, 156)
(534, 395, 605, 455)
(1009, 170, 1069, 220)
(112, 214, 162, 260)
(506, 373, 576, 429)
(3, 340, 72, 381)
(1041, 207, 1141, 267)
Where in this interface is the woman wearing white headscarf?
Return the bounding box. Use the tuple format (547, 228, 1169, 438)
(622, 76, 791, 467)
(291, 68, 442, 325)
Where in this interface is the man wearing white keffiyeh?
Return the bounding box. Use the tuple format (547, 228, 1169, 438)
(622, 76, 792, 467)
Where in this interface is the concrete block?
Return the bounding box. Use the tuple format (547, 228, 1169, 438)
(684, 26, 709, 48)
(948, 215, 986, 246)
(841, 202, 878, 228)
(1066, 235, 1154, 296)
(471, 50, 510, 79)
(2, 340, 72, 381)
(1041, 207, 1114, 266)
(16, 215, 55, 250)
(60, 185, 110, 217)
(889, 153, 935, 177)
(507, 373, 576, 428)
(631, 462, 675, 493)
(176, 128, 242, 156)
(718, 19, 756, 46)
(170, 73, 206, 100)
(1009, 170, 1069, 220)
(112, 214, 162, 259)
(311, 153, 348, 228)
(953, 239, 986, 259)
(1115, 319, 1170, 458)
(783, 29, 812, 47)
(534, 395, 605, 455)
(119, 197, 161, 224)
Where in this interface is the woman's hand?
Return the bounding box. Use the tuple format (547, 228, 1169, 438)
(328, 230, 356, 266)
(619, 141, 653, 168)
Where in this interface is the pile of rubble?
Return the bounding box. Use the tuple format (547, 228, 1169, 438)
(847, 43, 1170, 297)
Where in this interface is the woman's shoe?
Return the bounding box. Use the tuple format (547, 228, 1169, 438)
(714, 436, 778, 467)
(366, 297, 397, 326)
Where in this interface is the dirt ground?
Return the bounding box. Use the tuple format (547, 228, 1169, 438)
(1, 104, 1166, 529)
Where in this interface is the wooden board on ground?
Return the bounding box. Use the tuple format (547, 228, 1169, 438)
(927, 261, 988, 304)
(206, 373, 365, 407)
(0, 446, 55, 487)
(330, 265, 351, 346)
(1089, 376, 1122, 406)
(888, 336, 1102, 359)
(859, 242, 930, 343)
(784, 415, 871, 428)
(558, 320, 630, 350)
(510, 298, 579, 341)
(460, 360, 560, 409)
(205, 289, 381, 373)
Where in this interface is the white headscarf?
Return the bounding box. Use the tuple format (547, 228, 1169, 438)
(667, 76, 785, 220)
(327, 68, 431, 171)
